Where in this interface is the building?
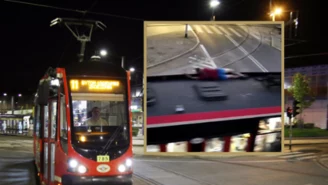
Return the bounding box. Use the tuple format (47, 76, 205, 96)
(285, 64, 328, 129)
(130, 85, 144, 137)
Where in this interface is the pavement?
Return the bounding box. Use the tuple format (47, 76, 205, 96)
(147, 24, 199, 68)
(147, 24, 281, 76)
(1, 135, 328, 185)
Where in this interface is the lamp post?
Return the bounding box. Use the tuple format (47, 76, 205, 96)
(210, 0, 220, 21)
(270, 8, 282, 21)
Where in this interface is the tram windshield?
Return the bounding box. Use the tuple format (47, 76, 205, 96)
(68, 78, 130, 150)
(70, 94, 129, 149)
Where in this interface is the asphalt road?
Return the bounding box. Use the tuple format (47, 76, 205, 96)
(1, 136, 327, 185)
(147, 24, 281, 76)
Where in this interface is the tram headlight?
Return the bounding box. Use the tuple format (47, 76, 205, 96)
(77, 165, 87, 174)
(125, 158, 132, 167)
(118, 164, 126, 173)
(68, 159, 78, 168)
(68, 158, 88, 174)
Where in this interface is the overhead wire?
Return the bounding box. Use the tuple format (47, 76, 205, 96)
(4, 0, 144, 21)
(285, 52, 328, 59)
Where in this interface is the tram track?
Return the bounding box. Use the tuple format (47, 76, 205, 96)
(213, 25, 264, 69)
(193, 156, 328, 179)
(134, 162, 218, 185)
(133, 172, 164, 185)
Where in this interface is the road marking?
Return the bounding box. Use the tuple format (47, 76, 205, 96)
(199, 44, 217, 68)
(217, 26, 231, 36)
(189, 56, 216, 68)
(297, 155, 317, 160)
(238, 25, 261, 40)
(228, 27, 242, 37)
(279, 153, 316, 159)
(321, 154, 328, 157)
(225, 35, 268, 72)
(202, 25, 213, 34)
(189, 61, 215, 68)
(210, 25, 222, 35)
(194, 25, 204, 33)
(187, 25, 192, 31)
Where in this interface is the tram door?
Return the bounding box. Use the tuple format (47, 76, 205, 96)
(43, 99, 57, 184)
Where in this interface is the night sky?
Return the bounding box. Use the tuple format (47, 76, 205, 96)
(3, 0, 327, 96)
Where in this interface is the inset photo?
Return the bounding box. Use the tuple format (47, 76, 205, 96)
(145, 21, 283, 153)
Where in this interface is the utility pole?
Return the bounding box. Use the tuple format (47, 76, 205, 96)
(121, 56, 125, 68)
(286, 107, 293, 150)
(50, 18, 107, 63)
(294, 11, 299, 37)
(289, 11, 293, 39)
(185, 24, 188, 38)
(11, 96, 14, 115)
(289, 115, 293, 150)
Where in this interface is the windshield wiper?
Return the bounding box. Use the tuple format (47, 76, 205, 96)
(99, 126, 123, 154)
(100, 104, 127, 154)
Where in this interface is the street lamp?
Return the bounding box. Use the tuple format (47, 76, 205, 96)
(270, 7, 282, 21)
(210, 0, 220, 21)
(100, 49, 107, 57)
(129, 67, 135, 72)
(18, 94, 22, 97)
(3, 93, 7, 96)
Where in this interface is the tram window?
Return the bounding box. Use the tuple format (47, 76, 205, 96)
(60, 96, 68, 139)
(60, 95, 68, 153)
(51, 101, 57, 139)
(34, 106, 41, 137)
(44, 105, 49, 138)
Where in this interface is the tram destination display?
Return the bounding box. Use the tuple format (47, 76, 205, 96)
(69, 79, 124, 93)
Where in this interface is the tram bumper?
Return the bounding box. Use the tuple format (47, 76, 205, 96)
(62, 174, 132, 185)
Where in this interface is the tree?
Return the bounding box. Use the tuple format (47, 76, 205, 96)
(287, 73, 315, 128)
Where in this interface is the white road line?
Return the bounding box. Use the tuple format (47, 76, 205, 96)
(210, 25, 223, 35)
(187, 25, 192, 31)
(202, 25, 213, 34)
(321, 154, 328, 157)
(225, 35, 268, 72)
(194, 25, 204, 33)
(237, 25, 261, 40)
(189, 57, 216, 68)
(297, 155, 317, 160)
(228, 27, 242, 37)
(199, 44, 217, 68)
(217, 26, 231, 36)
(279, 153, 316, 159)
(189, 61, 214, 68)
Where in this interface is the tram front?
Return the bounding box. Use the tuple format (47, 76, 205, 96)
(37, 62, 133, 185)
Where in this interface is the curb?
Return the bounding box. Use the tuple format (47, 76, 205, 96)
(284, 143, 328, 145)
(147, 26, 200, 69)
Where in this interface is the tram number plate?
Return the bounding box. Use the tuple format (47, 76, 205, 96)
(97, 155, 110, 162)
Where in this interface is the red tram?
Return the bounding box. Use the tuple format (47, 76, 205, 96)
(33, 61, 133, 185)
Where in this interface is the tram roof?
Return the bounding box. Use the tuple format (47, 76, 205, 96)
(147, 72, 281, 125)
(63, 61, 127, 78)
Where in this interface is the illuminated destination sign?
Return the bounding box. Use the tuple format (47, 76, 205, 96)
(70, 79, 121, 92)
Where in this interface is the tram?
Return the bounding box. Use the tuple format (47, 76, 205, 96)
(33, 61, 133, 185)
